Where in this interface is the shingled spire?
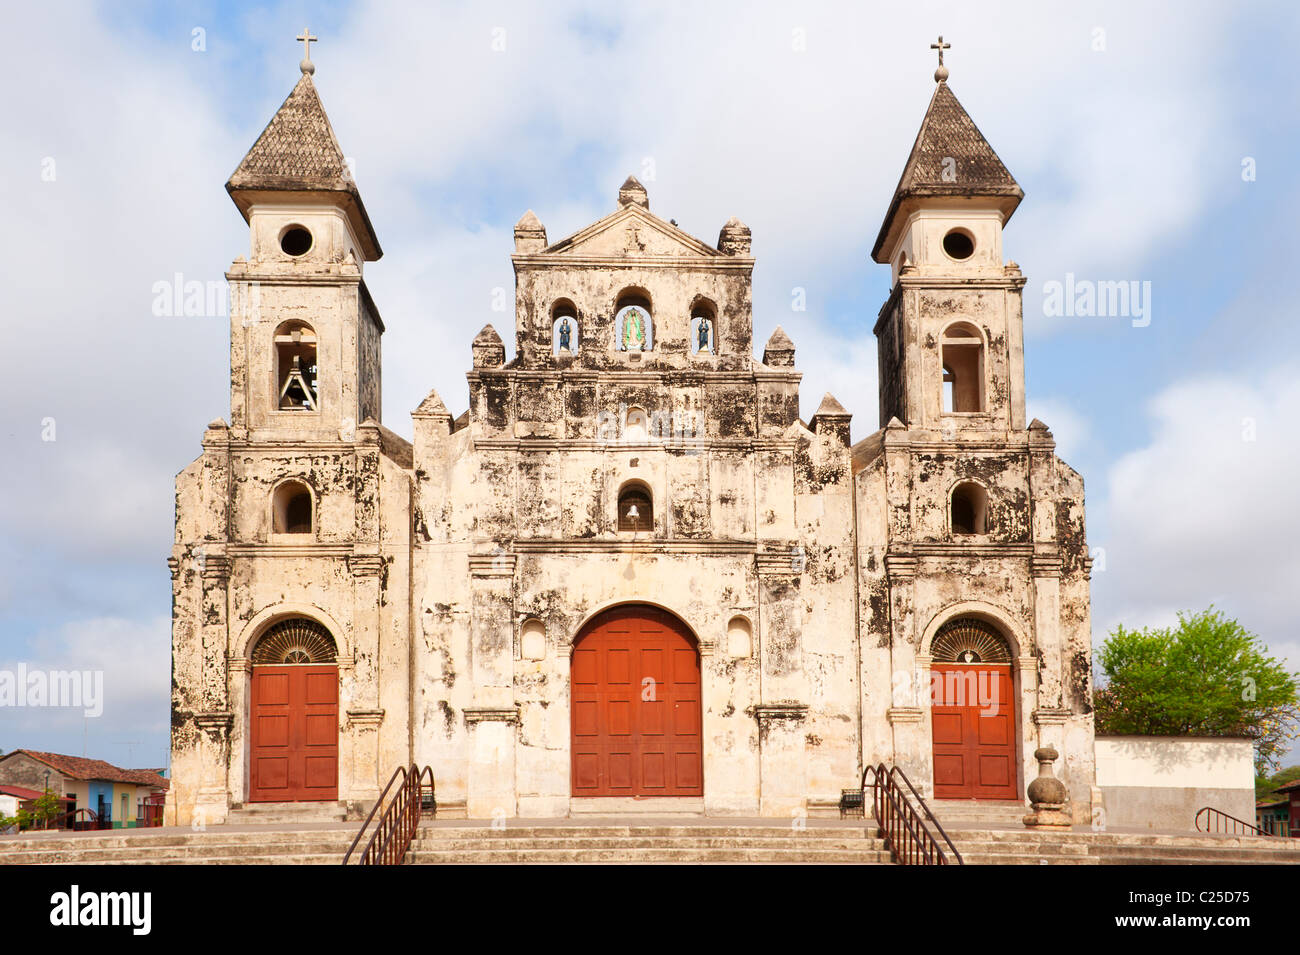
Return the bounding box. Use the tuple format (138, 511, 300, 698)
(226, 72, 382, 259)
(871, 80, 1022, 262)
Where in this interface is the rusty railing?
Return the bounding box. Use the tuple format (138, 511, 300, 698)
(41, 808, 106, 832)
(862, 763, 963, 865)
(343, 764, 436, 865)
(1195, 806, 1273, 837)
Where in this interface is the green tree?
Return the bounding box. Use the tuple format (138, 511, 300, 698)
(14, 788, 62, 831)
(1094, 607, 1300, 773)
(1255, 764, 1300, 802)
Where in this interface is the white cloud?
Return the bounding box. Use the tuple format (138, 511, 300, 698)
(1094, 366, 1300, 672)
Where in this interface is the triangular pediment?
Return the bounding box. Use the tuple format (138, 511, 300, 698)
(542, 205, 724, 259)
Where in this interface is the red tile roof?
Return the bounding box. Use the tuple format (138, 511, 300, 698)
(0, 784, 45, 800)
(2, 750, 169, 789)
(1274, 778, 1300, 793)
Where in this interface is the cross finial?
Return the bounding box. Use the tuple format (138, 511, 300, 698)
(297, 28, 318, 75)
(931, 35, 951, 83)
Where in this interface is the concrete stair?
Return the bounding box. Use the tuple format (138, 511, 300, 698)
(0, 822, 889, 865)
(946, 827, 1300, 865)
(931, 799, 1027, 826)
(5, 819, 1299, 865)
(0, 827, 358, 865)
(224, 802, 349, 825)
(404, 825, 891, 864)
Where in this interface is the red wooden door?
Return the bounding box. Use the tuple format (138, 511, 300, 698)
(931, 664, 1017, 800)
(571, 607, 703, 796)
(250, 664, 338, 802)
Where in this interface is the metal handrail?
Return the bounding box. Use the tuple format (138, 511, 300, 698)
(1195, 806, 1273, 837)
(862, 763, 963, 865)
(41, 808, 104, 831)
(888, 765, 963, 861)
(343, 764, 436, 865)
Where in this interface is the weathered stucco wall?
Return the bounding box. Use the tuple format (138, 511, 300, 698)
(170, 176, 1098, 825)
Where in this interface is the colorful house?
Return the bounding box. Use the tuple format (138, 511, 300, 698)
(1273, 778, 1300, 837)
(0, 750, 169, 828)
(1256, 797, 1290, 836)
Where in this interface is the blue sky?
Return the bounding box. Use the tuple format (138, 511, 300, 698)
(2, 0, 1298, 771)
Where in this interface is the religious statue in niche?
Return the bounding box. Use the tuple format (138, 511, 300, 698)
(696, 316, 711, 354)
(619, 306, 648, 351)
(557, 317, 572, 352)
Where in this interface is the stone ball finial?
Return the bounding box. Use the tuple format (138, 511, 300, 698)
(300, 58, 315, 75)
(934, 64, 949, 83)
(1024, 744, 1071, 829)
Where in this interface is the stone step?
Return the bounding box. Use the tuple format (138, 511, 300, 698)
(410, 837, 887, 852)
(930, 800, 1027, 825)
(0, 832, 356, 853)
(1, 840, 358, 864)
(569, 797, 706, 815)
(945, 830, 1300, 865)
(225, 802, 348, 824)
(6, 819, 1295, 866)
(18, 853, 346, 866)
(405, 847, 893, 864)
(415, 825, 879, 839)
(961, 855, 1101, 866)
(1098, 847, 1300, 864)
(949, 842, 1090, 857)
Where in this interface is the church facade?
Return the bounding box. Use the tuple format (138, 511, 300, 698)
(167, 55, 1097, 825)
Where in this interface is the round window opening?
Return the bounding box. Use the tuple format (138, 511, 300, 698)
(942, 229, 975, 260)
(280, 226, 313, 257)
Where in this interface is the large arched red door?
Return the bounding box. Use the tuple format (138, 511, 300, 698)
(930, 618, 1018, 801)
(571, 606, 703, 797)
(249, 618, 339, 803)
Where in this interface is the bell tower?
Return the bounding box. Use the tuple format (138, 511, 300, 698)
(872, 44, 1026, 436)
(224, 40, 384, 441)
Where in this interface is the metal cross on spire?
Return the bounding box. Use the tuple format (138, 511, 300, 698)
(931, 35, 951, 83)
(297, 28, 318, 75)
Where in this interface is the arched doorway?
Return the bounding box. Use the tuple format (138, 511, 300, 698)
(930, 617, 1017, 800)
(249, 617, 339, 802)
(571, 605, 702, 797)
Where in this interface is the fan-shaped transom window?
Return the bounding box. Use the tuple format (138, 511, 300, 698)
(931, 617, 1011, 664)
(252, 617, 338, 664)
